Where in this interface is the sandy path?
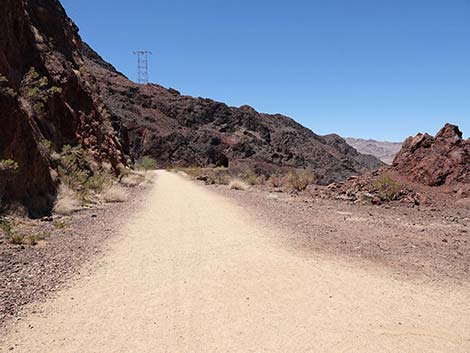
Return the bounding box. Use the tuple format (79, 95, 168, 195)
(1, 171, 469, 352)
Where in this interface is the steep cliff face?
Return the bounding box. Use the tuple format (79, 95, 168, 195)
(0, 0, 127, 216)
(83, 47, 383, 184)
(393, 124, 470, 186)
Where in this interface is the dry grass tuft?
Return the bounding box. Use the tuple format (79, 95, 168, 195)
(120, 174, 144, 187)
(53, 185, 80, 215)
(269, 174, 285, 188)
(229, 179, 249, 191)
(103, 184, 129, 203)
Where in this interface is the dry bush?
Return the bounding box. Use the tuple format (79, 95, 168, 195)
(200, 168, 230, 185)
(287, 170, 316, 192)
(229, 179, 249, 191)
(53, 185, 80, 215)
(373, 175, 400, 201)
(0, 218, 23, 244)
(184, 167, 204, 178)
(269, 174, 285, 188)
(240, 169, 259, 185)
(120, 173, 145, 187)
(103, 184, 129, 203)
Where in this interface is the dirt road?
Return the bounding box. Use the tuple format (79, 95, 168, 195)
(1, 171, 470, 352)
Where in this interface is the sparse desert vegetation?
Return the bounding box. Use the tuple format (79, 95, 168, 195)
(0, 159, 19, 173)
(136, 156, 157, 171)
(103, 184, 129, 203)
(178, 166, 321, 195)
(53, 185, 81, 215)
(229, 179, 249, 191)
(373, 175, 401, 201)
(286, 170, 316, 192)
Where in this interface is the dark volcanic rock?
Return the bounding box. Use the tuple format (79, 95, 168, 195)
(393, 124, 470, 186)
(0, 0, 127, 216)
(83, 47, 383, 184)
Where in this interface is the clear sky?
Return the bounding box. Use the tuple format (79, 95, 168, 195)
(62, 0, 469, 141)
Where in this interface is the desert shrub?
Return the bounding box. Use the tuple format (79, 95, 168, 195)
(85, 173, 112, 193)
(0, 219, 14, 238)
(53, 185, 80, 215)
(57, 145, 90, 189)
(239, 169, 262, 185)
(207, 169, 231, 185)
(40, 139, 54, 154)
(28, 234, 37, 246)
(136, 156, 157, 171)
(240, 170, 257, 185)
(0, 218, 24, 245)
(53, 220, 66, 229)
(0, 159, 19, 173)
(57, 144, 110, 203)
(9, 233, 24, 245)
(184, 167, 204, 178)
(374, 175, 401, 201)
(287, 170, 316, 192)
(103, 184, 129, 203)
(21, 68, 62, 117)
(25, 231, 51, 246)
(229, 179, 249, 191)
(0, 74, 17, 98)
(268, 174, 285, 188)
(120, 172, 146, 187)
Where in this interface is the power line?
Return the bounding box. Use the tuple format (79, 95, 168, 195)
(133, 50, 152, 85)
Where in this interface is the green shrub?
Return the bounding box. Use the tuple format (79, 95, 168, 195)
(0, 159, 19, 173)
(0, 219, 14, 237)
(136, 156, 157, 171)
(0, 74, 17, 98)
(53, 220, 66, 229)
(85, 173, 112, 193)
(21, 68, 63, 117)
(0, 219, 23, 245)
(28, 234, 37, 246)
(58, 145, 90, 190)
(9, 233, 24, 245)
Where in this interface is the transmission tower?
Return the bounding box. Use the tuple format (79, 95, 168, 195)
(133, 50, 152, 84)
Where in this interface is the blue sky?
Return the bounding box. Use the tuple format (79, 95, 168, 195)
(62, 0, 469, 141)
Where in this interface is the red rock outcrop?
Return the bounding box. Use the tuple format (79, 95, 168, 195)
(392, 124, 470, 187)
(0, 0, 127, 217)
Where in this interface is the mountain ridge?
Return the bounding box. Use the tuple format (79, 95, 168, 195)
(83, 45, 384, 184)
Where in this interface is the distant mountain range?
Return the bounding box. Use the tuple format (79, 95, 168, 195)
(345, 138, 402, 165)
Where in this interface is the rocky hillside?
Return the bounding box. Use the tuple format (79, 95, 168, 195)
(0, 0, 127, 217)
(83, 47, 383, 185)
(393, 124, 469, 187)
(345, 138, 402, 165)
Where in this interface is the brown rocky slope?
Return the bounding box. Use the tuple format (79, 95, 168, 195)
(330, 124, 470, 206)
(83, 46, 383, 185)
(0, 0, 127, 216)
(393, 123, 469, 187)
